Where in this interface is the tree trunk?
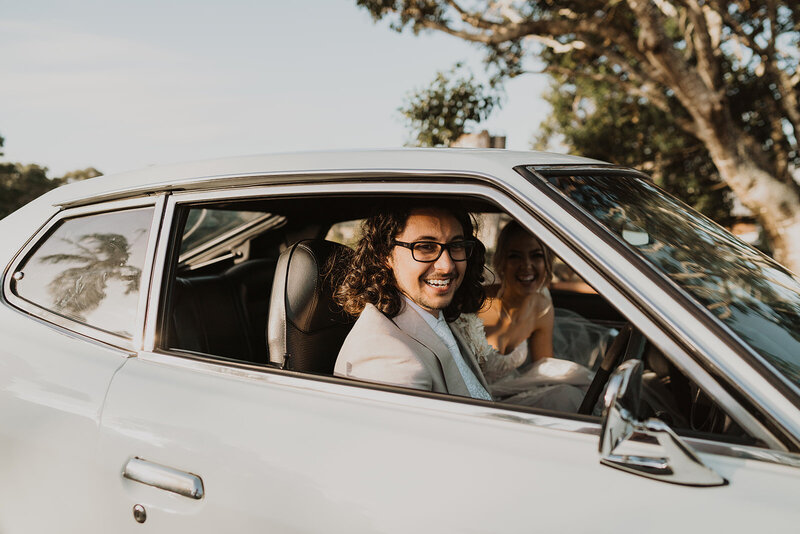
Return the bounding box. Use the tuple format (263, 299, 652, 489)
(623, 0, 800, 273)
(697, 115, 800, 274)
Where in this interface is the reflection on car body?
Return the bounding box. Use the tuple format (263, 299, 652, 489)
(1, 149, 799, 533)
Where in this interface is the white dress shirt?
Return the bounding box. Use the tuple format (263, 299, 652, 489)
(403, 297, 492, 400)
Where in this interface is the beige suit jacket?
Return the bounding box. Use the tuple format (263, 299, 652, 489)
(334, 302, 490, 397)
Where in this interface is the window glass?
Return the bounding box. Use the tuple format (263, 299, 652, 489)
(12, 207, 154, 338)
(540, 171, 800, 391)
(180, 209, 266, 254)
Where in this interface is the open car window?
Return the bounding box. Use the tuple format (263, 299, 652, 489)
(158, 192, 761, 448)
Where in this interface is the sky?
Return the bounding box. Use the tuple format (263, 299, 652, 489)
(0, 0, 551, 177)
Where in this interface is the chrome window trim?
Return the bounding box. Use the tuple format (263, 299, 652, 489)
(132, 195, 167, 350)
(3, 196, 162, 351)
(143, 197, 176, 351)
(522, 166, 800, 449)
(140, 175, 787, 451)
(56, 169, 506, 209)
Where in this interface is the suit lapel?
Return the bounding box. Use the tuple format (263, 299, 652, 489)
(391, 303, 469, 396)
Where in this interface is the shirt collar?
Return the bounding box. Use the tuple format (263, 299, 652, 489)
(402, 295, 445, 331)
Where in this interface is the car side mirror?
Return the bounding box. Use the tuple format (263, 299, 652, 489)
(599, 360, 727, 486)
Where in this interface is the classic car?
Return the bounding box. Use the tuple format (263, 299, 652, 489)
(1, 149, 799, 532)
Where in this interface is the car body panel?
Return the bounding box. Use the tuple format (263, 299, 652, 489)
(48, 150, 605, 208)
(0, 301, 129, 532)
(96, 353, 800, 533)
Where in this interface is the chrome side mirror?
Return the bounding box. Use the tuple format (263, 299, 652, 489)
(599, 360, 726, 486)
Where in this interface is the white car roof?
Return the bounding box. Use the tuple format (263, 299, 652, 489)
(45, 148, 608, 207)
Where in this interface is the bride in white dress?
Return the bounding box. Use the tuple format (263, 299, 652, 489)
(453, 222, 597, 412)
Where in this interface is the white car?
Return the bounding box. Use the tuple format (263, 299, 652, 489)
(1, 149, 798, 532)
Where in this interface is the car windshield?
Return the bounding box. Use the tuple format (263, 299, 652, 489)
(537, 170, 800, 391)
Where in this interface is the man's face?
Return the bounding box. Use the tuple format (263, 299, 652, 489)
(387, 208, 467, 316)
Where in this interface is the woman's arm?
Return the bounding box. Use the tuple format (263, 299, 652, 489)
(528, 293, 554, 362)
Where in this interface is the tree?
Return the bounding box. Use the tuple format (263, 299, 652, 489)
(356, 1, 800, 271)
(0, 129, 102, 219)
(400, 63, 500, 146)
(534, 71, 734, 226)
(0, 164, 103, 219)
(0, 163, 59, 220)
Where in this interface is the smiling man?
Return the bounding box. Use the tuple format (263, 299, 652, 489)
(333, 200, 492, 399)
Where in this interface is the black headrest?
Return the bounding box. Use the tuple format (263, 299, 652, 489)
(267, 239, 355, 372)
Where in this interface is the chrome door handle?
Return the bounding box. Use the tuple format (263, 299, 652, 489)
(122, 457, 205, 499)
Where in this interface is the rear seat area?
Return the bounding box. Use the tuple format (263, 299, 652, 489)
(168, 258, 277, 364)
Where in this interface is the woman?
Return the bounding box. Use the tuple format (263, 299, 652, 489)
(455, 221, 593, 411)
(480, 220, 554, 366)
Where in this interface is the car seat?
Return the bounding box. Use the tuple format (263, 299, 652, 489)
(267, 239, 355, 373)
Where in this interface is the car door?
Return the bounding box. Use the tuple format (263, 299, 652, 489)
(0, 197, 162, 533)
(95, 180, 800, 532)
(96, 353, 800, 533)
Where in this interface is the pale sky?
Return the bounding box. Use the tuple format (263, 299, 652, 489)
(0, 0, 550, 177)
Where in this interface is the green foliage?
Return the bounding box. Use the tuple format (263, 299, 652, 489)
(0, 163, 60, 220)
(356, 0, 450, 33)
(0, 129, 103, 219)
(534, 75, 734, 225)
(399, 64, 500, 147)
(357, 0, 800, 233)
(0, 162, 102, 220)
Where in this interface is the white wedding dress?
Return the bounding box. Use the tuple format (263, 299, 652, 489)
(453, 309, 614, 413)
(481, 341, 592, 411)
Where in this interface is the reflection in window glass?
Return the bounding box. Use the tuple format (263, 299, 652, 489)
(180, 209, 265, 254)
(541, 171, 800, 390)
(12, 207, 154, 338)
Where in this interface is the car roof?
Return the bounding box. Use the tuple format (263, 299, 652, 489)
(45, 148, 609, 207)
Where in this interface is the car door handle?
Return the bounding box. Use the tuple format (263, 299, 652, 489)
(122, 457, 205, 499)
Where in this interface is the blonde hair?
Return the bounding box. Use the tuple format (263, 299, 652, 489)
(492, 221, 553, 289)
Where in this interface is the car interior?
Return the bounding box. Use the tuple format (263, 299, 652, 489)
(157, 193, 761, 447)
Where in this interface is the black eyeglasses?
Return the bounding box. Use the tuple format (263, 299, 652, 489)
(392, 240, 475, 262)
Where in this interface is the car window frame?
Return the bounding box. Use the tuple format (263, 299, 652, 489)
(137, 174, 791, 457)
(2, 195, 167, 351)
(517, 164, 800, 451)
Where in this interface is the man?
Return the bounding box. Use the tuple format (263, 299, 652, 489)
(333, 200, 492, 400)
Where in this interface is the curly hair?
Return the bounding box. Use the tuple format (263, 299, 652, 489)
(333, 199, 486, 321)
(492, 220, 553, 290)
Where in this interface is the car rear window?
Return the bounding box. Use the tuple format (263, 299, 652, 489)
(11, 207, 154, 338)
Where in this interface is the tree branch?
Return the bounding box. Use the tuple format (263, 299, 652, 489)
(705, 0, 765, 55)
(444, 0, 501, 31)
(624, 0, 725, 122)
(685, 0, 722, 91)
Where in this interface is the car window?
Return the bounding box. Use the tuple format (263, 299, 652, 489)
(159, 193, 758, 446)
(180, 208, 266, 254)
(177, 207, 286, 271)
(11, 207, 154, 338)
(539, 172, 800, 393)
